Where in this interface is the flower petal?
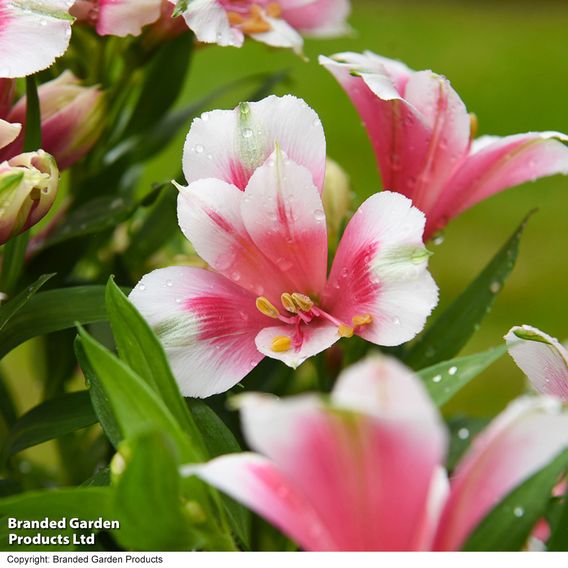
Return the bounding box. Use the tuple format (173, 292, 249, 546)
(505, 325, 568, 401)
(428, 131, 568, 236)
(249, 15, 303, 54)
(184, 452, 336, 551)
(0, 119, 20, 151)
(129, 266, 266, 398)
(281, 0, 351, 37)
(0, 0, 73, 78)
(177, 0, 244, 47)
(255, 322, 339, 369)
(434, 396, 568, 550)
(97, 0, 161, 36)
(236, 357, 447, 550)
(241, 149, 328, 298)
(323, 191, 438, 346)
(320, 52, 470, 214)
(182, 95, 326, 191)
(177, 178, 291, 303)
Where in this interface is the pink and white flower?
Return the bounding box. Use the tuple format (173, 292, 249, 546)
(70, 0, 183, 37)
(0, 72, 104, 170)
(173, 0, 351, 53)
(506, 325, 568, 402)
(184, 355, 568, 551)
(320, 51, 568, 239)
(129, 95, 438, 398)
(0, 0, 74, 78)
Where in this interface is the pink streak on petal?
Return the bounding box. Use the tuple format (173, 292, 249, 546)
(280, 0, 350, 36)
(434, 397, 568, 551)
(97, 0, 162, 36)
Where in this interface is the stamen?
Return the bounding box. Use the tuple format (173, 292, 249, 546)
(291, 293, 314, 312)
(338, 324, 354, 338)
(266, 2, 282, 18)
(352, 314, 373, 327)
(271, 336, 292, 353)
(240, 5, 272, 34)
(281, 293, 298, 314)
(256, 296, 280, 319)
(227, 11, 245, 25)
(469, 113, 478, 140)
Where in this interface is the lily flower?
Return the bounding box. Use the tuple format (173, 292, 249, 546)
(0, 150, 59, 245)
(506, 325, 568, 402)
(0, 1, 74, 78)
(129, 96, 438, 398)
(0, 72, 104, 170)
(184, 355, 568, 550)
(320, 51, 568, 239)
(173, 0, 351, 53)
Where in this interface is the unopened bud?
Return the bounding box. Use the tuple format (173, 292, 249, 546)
(322, 158, 353, 242)
(0, 150, 59, 245)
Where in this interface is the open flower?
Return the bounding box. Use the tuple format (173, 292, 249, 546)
(0, 72, 104, 170)
(506, 325, 568, 402)
(129, 96, 438, 398)
(0, 150, 59, 245)
(174, 0, 351, 53)
(0, 0, 74, 78)
(184, 355, 568, 550)
(320, 51, 568, 239)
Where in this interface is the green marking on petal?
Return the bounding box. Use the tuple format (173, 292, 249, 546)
(237, 102, 265, 173)
(154, 314, 199, 349)
(11, 0, 74, 22)
(513, 328, 554, 345)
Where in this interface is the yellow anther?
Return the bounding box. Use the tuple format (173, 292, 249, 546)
(256, 296, 280, 319)
(469, 113, 478, 140)
(271, 336, 292, 353)
(281, 293, 298, 314)
(352, 314, 373, 327)
(266, 2, 282, 18)
(291, 293, 314, 312)
(338, 324, 354, 338)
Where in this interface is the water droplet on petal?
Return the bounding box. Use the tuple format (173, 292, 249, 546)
(195, 144, 204, 153)
(139, 285, 146, 291)
(242, 128, 253, 139)
(166, 280, 173, 287)
(313, 209, 325, 222)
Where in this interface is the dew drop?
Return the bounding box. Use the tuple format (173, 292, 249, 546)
(448, 366, 458, 376)
(432, 374, 442, 383)
(242, 128, 253, 139)
(513, 507, 525, 518)
(312, 117, 321, 127)
(392, 316, 400, 326)
(139, 285, 146, 291)
(341, 267, 349, 278)
(195, 144, 204, 153)
(276, 257, 293, 271)
(175, 298, 182, 304)
(490, 281, 501, 294)
(432, 232, 445, 246)
(313, 209, 325, 222)
(166, 280, 173, 287)
(457, 428, 470, 440)
(231, 271, 241, 282)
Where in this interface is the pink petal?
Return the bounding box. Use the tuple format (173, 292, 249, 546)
(255, 322, 339, 369)
(428, 132, 568, 236)
(235, 357, 447, 550)
(281, 0, 351, 37)
(0, 0, 73, 78)
(434, 397, 568, 550)
(0, 119, 20, 151)
(176, 0, 244, 47)
(322, 191, 438, 346)
(319, 52, 470, 214)
(184, 453, 337, 551)
(182, 95, 326, 192)
(505, 325, 568, 401)
(249, 15, 303, 54)
(128, 266, 266, 398)
(177, 178, 291, 303)
(241, 150, 328, 298)
(97, 0, 162, 36)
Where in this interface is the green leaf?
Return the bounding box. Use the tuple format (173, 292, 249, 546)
(0, 232, 30, 295)
(189, 401, 251, 549)
(126, 33, 194, 136)
(0, 487, 113, 550)
(105, 277, 206, 456)
(0, 286, 108, 359)
(404, 212, 533, 369)
(463, 449, 568, 551)
(75, 326, 200, 463)
(2, 391, 97, 457)
(0, 273, 54, 332)
(112, 431, 197, 551)
(417, 345, 507, 406)
(547, 487, 568, 550)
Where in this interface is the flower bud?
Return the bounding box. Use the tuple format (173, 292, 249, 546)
(0, 150, 59, 245)
(1, 72, 105, 170)
(322, 158, 353, 242)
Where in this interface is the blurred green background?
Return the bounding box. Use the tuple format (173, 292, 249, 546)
(4, 0, 568, 442)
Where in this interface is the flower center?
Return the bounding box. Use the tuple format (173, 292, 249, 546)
(226, 2, 282, 34)
(256, 293, 373, 353)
